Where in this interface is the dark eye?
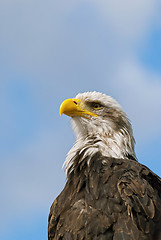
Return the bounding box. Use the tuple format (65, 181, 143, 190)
(92, 102, 102, 109)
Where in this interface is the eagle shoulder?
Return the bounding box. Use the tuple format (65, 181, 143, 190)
(116, 160, 161, 239)
(48, 155, 161, 240)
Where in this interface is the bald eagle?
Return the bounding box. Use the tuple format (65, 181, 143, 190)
(48, 92, 161, 240)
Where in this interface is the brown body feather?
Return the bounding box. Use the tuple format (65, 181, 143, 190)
(48, 152, 161, 240)
(49, 92, 161, 239)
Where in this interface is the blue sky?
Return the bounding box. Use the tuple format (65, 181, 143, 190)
(0, 1, 161, 239)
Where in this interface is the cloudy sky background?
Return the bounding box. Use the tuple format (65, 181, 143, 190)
(1, 0, 161, 239)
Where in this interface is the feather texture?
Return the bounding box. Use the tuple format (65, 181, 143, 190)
(48, 92, 161, 239)
(49, 154, 161, 239)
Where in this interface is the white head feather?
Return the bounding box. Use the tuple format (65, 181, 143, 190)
(64, 91, 136, 174)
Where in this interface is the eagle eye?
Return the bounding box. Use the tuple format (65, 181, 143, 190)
(92, 102, 102, 110)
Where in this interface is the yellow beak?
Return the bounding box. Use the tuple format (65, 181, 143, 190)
(59, 98, 98, 118)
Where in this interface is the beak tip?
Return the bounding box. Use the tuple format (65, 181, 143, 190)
(59, 110, 63, 117)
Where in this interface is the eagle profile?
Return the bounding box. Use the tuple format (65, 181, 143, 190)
(48, 91, 161, 240)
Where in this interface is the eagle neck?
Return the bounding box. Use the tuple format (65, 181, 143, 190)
(64, 129, 136, 177)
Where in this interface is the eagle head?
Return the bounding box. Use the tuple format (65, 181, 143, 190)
(60, 91, 136, 174)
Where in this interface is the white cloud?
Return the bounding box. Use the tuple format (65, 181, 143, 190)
(0, 1, 161, 237)
(108, 57, 161, 143)
(0, 127, 72, 234)
(93, 0, 157, 43)
(1, 0, 160, 141)
(0, 0, 161, 141)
